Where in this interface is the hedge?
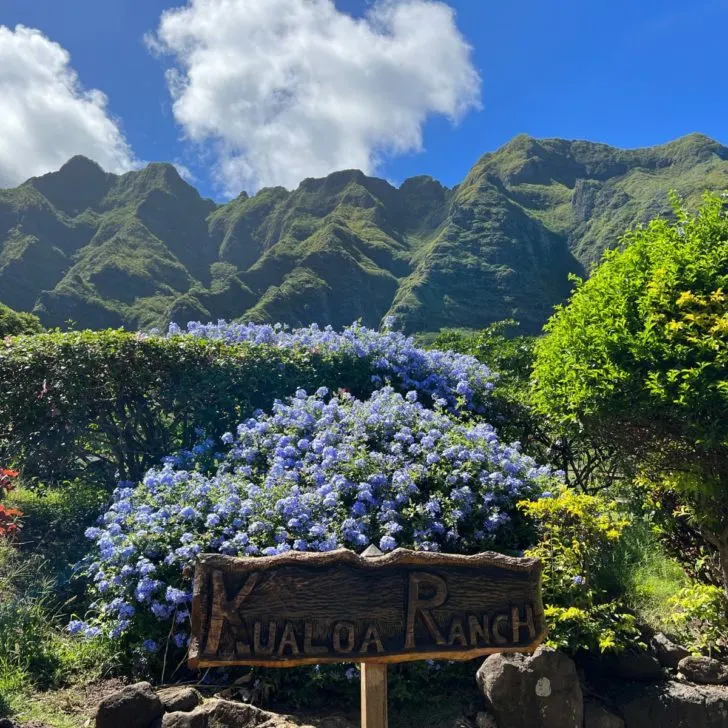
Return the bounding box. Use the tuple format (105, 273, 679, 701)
(0, 330, 372, 484)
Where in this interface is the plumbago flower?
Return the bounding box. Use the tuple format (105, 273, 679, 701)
(166, 319, 495, 414)
(79, 387, 556, 650)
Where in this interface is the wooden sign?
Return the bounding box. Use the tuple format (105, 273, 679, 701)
(189, 547, 545, 669)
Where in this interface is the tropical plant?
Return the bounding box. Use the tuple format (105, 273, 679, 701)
(533, 193, 728, 598)
(78, 386, 555, 654)
(519, 487, 640, 653)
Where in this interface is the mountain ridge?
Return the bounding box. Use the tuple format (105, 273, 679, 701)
(1, 132, 727, 333)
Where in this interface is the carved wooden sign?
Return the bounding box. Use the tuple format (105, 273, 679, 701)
(189, 548, 545, 669)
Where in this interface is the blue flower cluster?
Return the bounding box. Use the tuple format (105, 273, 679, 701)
(166, 319, 495, 413)
(79, 387, 554, 648)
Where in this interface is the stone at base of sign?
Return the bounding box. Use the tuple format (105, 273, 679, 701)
(189, 548, 546, 669)
(477, 647, 584, 728)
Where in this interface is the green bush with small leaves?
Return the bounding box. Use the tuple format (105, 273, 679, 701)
(520, 487, 642, 653)
(664, 583, 728, 655)
(0, 329, 372, 485)
(0, 304, 43, 338)
(532, 193, 728, 599)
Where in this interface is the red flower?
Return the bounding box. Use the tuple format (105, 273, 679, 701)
(0, 504, 23, 539)
(0, 468, 18, 495)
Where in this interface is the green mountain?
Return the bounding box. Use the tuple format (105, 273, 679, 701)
(1, 133, 727, 333)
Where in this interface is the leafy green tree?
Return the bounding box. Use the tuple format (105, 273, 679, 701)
(426, 322, 626, 494)
(532, 193, 728, 597)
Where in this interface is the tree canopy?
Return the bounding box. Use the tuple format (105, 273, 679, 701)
(532, 193, 728, 593)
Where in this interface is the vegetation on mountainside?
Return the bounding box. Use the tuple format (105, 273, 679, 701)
(2, 134, 728, 334)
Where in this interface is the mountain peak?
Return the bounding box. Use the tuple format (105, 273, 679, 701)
(107, 160, 210, 209)
(28, 155, 111, 215)
(58, 155, 106, 176)
(659, 132, 728, 162)
(299, 169, 367, 194)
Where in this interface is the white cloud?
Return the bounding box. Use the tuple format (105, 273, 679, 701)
(0, 25, 136, 188)
(150, 0, 480, 195)
(172, 161, 197, 183)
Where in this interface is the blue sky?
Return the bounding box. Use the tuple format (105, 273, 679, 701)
(0, 0, 725, 199)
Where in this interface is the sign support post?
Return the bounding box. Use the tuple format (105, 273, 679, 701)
(361, 663, 388, 728)
(360, 544, 388, 728)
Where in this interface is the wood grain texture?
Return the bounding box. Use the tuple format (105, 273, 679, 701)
(189, 547, 545, 669)
(361, 663, 388, 728)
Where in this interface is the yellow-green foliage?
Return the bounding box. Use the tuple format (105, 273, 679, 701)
(520, 487, 630, 596)
(519, 487, 639, 653)
(664, 584, 728, 654)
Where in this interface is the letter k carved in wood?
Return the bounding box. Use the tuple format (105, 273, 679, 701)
(203, 570, 259, 657)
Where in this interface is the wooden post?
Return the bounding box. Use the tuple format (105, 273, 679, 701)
(361, 663, 388, 728)
(360, 544, 388, 728)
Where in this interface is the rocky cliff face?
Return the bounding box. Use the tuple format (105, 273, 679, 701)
(1, 133, 727, 333)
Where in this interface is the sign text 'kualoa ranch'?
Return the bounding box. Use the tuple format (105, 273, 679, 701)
(189, 549, 546, 668)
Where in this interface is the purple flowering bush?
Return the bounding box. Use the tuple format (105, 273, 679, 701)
(170, 320, 495, 414)
(78, 386, 554, 652)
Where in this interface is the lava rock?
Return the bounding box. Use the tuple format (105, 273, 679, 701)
(614, 680, 728, 727)
(477, 646, 583, 728)
(162, 711, 208, 728)
(474, 712, 498, 728)
(584, 699, 625, 728)
(605, 651, 664, 682)
(158, 687, 203, 713)
(678, 656, 728, 685)
(652, 633, 690, 669)
(95, 682, 164, 728)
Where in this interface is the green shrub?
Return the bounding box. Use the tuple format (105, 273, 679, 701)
(423, 322, 628, 494)
(0, 304, 43, 338)
(0, 329, 371, 484)
(519, 487, 642, 653)
(542, 603, 640, 654)
(6, 481, 111, 579)
(664, 584, 728, 655)
(532, 193, 728, 598)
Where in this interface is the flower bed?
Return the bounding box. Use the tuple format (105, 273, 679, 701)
(79, 387, 554, 651)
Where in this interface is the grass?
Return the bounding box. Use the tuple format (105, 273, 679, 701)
(601, 520, 691, 633)
(0, 480, 123, 725)
(0, 539, 122, 724)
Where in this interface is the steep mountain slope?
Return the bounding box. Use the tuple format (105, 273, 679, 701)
(1, 133, 726, 333)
